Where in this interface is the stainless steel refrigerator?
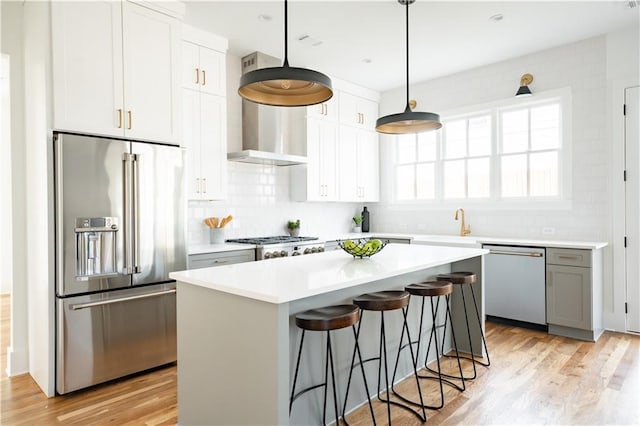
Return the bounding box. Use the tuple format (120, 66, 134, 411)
(54, 132, 186, 394)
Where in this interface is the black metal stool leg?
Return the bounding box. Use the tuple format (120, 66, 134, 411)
(469, 285, 491, 367)
(381, 312, 392, 425)
(327, 331, 340, 426)
(290, 329, 306, 413)
(423, 295, 466, 391)
(342, 318, 377, 426)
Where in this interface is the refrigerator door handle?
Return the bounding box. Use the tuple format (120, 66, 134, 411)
(69, 288, 176, 310)
(132, 153, 141, 273)
(123, 153, 135, 275)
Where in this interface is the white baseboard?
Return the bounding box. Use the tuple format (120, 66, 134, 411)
(6, 345, 28, 376)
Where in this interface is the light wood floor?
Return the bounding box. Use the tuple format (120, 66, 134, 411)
(1, 293, 639, 425)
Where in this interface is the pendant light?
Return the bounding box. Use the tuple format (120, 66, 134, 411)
(376, 0, 441, 134)
(238, 0, 333, 107)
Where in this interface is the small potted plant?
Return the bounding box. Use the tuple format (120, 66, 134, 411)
(287, 219, 300, 237)
(352, 215, 363, 233)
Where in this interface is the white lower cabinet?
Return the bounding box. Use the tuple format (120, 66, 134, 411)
(183, 89, 226, 200)
(188, 250, 255, 269)
(338, 126, 379, 202)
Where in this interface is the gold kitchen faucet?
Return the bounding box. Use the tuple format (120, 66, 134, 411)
(455, 208, 471, 236)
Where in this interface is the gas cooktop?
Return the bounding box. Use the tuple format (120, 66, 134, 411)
(226, 236, 319, 245)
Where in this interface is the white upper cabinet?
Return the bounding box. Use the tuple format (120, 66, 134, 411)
(338, 126, 379, 202)
(122, 2, 180, 143)
(52, 1, 180, 144)
(339, 92, 378, 129)
(183, 89, 226, 201)
(182, 41, 226, 96)
(307, 94, 338, 121)
(181, 26, 228, 201)
(291, 86, 380, 202)
(52, 1, 123, 137)
(290, 117, 338, 202)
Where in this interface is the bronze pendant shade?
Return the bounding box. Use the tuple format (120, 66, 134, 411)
(376, 0, 441, 134)
(238, 0, 333, 107)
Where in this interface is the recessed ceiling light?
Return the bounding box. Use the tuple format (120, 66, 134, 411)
(297, 34, 323, 47)
(258, 14, 272, 22)
(362, 58, 372, 64)
(489, 13, 504, 22)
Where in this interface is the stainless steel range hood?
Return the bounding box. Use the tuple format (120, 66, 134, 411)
(227, 52, 307, 166)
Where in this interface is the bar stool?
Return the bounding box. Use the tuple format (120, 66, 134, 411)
(435, 272, 490, 381)
(290, 304, 375, 426)
(391, 281, 465, 410)
(343, 290, 426, 424)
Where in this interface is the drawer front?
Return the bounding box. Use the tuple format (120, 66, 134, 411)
(188, 250, 255, 269)
(546, 248, 591, 267)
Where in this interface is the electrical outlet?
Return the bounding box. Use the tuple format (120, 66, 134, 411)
(542, 227, 556, 236)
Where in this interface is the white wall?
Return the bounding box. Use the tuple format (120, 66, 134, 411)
(22, 1, 55, 396)
(374, 28, 639, 332)
(1, 54, 12, 296)
(187, 52, 361, 245)
(1, 0, 29, 377)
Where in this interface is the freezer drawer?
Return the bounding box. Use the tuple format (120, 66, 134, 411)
(56, 283, 176, 394)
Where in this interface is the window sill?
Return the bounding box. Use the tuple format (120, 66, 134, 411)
(381, 198, 573, 211)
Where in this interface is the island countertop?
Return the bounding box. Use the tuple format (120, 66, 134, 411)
(170, 244, 489, 304)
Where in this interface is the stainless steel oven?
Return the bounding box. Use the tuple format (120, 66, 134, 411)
(225, 236, 325, 260)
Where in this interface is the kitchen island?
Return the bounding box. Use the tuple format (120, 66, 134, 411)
(170, 244, 488, 425)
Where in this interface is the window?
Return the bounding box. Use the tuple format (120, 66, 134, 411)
(442, 115, 491, 199)
(394, 90, 568, 204)
(499, 103, 560, 198)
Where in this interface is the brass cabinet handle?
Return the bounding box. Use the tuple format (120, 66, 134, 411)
(127, 110, 132, 130)
(202, 178, 207, 193)
(195, 68, 199, 84)
(558, 255, 579, 260)
(202, 70, 206, 86)
(117, 109, 123, 128)
(196, 178, 200, 194)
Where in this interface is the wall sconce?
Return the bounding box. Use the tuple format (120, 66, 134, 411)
(516, 73, 533, 97)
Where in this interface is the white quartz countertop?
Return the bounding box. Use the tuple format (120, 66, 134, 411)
(171, 244, 488, 304)
(325, 233, 608, 250)
(188, 243, 257, 255)
(188, 233, 607, 255)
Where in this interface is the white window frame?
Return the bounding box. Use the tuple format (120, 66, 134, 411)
(391, 87, 572, 210)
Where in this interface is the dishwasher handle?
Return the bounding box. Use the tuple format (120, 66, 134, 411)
(488, 249, 544, 257)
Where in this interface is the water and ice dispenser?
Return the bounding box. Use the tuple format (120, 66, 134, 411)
(75, 217, 118, 278)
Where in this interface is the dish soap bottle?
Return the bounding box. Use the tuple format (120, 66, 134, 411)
(361, 206, 370, 232)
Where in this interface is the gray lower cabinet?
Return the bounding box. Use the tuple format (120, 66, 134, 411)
(188, 250, 255, 269)
(546, 247, 603, 341)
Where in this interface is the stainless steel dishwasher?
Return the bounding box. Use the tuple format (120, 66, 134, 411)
(482, 244, 546, 326)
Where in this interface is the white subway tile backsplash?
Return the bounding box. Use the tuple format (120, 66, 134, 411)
(187, 161, 361, 244)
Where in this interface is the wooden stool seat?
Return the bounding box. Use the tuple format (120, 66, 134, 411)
(405, 281, 453, 297)
(437, 271, 476, 285)
(353, 290, 410, 311)
(295, 305, 360, 331)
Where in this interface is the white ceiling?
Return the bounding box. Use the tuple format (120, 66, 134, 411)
(184, 1, 640, 92)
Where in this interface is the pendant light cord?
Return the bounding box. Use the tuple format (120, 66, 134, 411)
(283, 0, 289, 67)
(405, 0, 410, 111)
